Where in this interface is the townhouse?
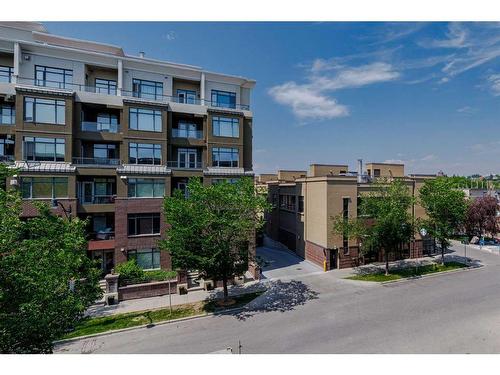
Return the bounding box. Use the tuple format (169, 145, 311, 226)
(264, 160, 436, 270)
(0, 22, 255, 277)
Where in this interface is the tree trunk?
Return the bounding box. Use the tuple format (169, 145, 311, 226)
(222, 276, 228, 301)
(385, 250, 389, 276)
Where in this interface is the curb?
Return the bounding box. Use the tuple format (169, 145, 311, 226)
(380, 264, 483, 285)
(55, 305, 247, 345)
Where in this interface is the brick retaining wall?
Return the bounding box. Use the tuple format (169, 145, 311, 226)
(118, 279, 177, 301)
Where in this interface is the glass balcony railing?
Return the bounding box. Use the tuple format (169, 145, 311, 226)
(72, 157, 121, 166)
(0, 155, 14, 163)
(171, 128, 203, 139)
(15, 78, 251, 110)
(166, 160, 202, 169)
(81, 121, 120, 133)
(79, 195, 115, 205)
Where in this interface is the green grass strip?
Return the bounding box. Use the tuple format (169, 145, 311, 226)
(346, 261, 467, 282)
(62, 291, 263, 340)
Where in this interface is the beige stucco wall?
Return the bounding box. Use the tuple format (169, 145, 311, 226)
(309, 164, 349, 177)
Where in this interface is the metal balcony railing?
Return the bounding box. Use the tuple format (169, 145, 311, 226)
(79, 195, 115, 205)
(81, 121, 120, 133)
(91, 230, 115, 240)
(72, 157, 121, 166)
(15, 77, 251, 110)
(0, 155, 14, 163)
(166, 160, 203, 169)
(171, 128, 203, 139)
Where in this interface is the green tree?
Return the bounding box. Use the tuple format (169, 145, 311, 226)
(419, 177, 468, 264)
(161, 177, 270, 299)
(332, 178, 415, 275)
(0, 165, 101, 353)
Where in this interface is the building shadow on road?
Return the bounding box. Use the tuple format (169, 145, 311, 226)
(216, 279, 319, 321)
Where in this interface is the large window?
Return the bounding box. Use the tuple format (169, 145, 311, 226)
(0, 103, 15, 125)
(212, 116, 239, 138)
(129, 142, 161, 165)
(128, 178, 165, 198)
(128, 213, 161, 236)
(129, 108, 162, 132)
(212, 147, 239, 168)
(211, 90, 236, 109)
(35, 65, 73, 89)
(279, 194, 296, 211)
(23, 137, 65, 162)
(0, 138, 14, 161)
(21, 177, 68, 199)
(0, 66, 13, 83)
(24, 97, 65, 125)
(175, 121, 199, 138)
(298, 196, 304, 213)
(127, 248, 160, 270)
(176, 89, 197, 104)
(93, 144, 117, 160)
(132, 79, 163, 100)
(95, 78, 117, 95)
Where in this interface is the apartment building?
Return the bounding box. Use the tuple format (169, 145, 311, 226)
(265, 161, 436, 270)
(0, 22, 255, 276)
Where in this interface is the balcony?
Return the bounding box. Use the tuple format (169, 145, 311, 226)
(72, 157, 121, 166)
(79, 195, 115, 205)
(15, 77, 252, 110)
(0, 155, 14, 163)
(172, 128, 203, 139)
(167, 160, 203, 169)
(81, 121, 120, 133)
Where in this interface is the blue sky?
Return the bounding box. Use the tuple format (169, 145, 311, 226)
(46, 22, 500, 176)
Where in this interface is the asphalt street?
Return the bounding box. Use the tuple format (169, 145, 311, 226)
(55, 244, 500, 354)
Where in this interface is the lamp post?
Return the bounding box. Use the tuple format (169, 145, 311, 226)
(52, 199, 72, 221)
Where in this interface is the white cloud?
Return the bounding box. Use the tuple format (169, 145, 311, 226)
(457, 105, 476, 114)
(269, 62, 398, 121)
(424, 23, 469, 49)
(487, 74, 500, 95)
(162, 31, 176, 41)
(268, 82, 349, 120)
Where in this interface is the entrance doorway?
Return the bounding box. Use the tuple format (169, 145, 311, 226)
(91, 250, 115, 276)
(329, 248, 338, 270)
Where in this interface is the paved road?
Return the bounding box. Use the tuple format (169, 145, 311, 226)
(55, 244, 500, 354)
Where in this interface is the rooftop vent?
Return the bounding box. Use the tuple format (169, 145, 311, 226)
(139, 51, 145, 58)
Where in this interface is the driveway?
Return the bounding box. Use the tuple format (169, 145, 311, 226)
(256, 246, 322, 280)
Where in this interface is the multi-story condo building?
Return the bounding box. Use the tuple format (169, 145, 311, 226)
(0, 22, 255, 276)
(264, 160, 436, 270)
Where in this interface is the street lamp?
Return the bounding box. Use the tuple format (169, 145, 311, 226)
(52, 199, 72, 220)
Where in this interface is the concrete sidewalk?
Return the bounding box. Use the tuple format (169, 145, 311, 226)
(87, 281, 266, 318)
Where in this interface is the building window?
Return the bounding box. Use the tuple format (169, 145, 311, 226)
(298, 196, 304, 213)
(93, 144, 117, 160)
(128, 178, 165, 198)
(211, 90, 236, 109)
(127, 248, 160, 270)
(35, 65, 73, 89)
(128, 213, 161, 236)
(128, 142, 161, 165)
(0, 138, 14, 161)
(374, 169, 381, 177)
(96, 113, 119, 132)
(176, 89, 197, 104)
(129, 107, 162, 132)
(95, 78, 117, 95)
(0, 66, 13, 83)
(279, 194, 296, 211)
(21, 177, 68, 199)
(175, 121, 199, 138)
(24, 97, 65, 125)
(0, 103, 15, 125)
(212, 147, 239, 168)
(23, 137, 65, 162)
(132, 78, 163, 100)
(343, 197, 349, 254)
(212, 116, 239, 138)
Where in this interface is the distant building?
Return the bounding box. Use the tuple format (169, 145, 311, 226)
(262, 160, 436, 270)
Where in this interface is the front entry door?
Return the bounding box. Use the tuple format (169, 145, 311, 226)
(329, 248, 338, 270)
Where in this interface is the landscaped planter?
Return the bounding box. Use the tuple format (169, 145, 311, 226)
(118, 279, 178, 301)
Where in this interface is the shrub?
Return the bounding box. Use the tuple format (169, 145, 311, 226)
(145, 269, 177, 282)
(115, 260, 145, 285)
